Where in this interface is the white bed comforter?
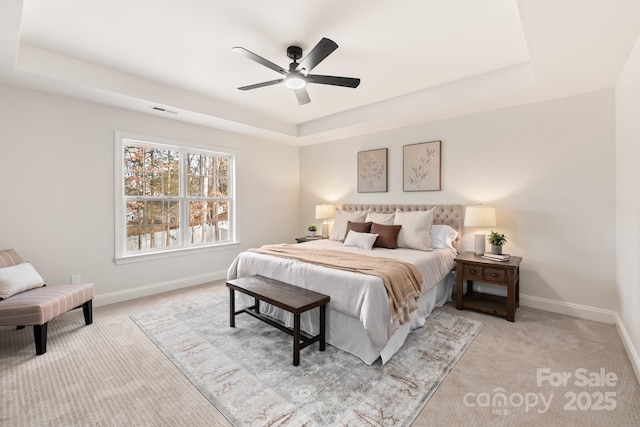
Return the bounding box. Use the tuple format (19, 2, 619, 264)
(227, 240, 455, 353)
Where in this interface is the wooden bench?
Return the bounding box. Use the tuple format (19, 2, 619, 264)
(226, 275, 330, 366)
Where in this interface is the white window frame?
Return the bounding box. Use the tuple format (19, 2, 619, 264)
(114, 131, 237, 264)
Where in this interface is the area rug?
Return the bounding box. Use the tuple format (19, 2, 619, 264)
(132, 298, 482, 426)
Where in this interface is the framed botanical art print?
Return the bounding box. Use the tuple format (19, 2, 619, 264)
(403, 140, 441, 191)
(357, 148, 388, 193)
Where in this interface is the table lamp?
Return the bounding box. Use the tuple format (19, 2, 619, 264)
(315, 204, 335, 238)
(464, 205, 497, 256)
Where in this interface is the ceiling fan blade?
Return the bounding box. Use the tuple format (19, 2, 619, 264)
(238, 79, 284, 90)
(294, 87, 311, 105)
(295, 38, 338, 74)
(305, 74, 360, 88)
(232, 47, 287, 75)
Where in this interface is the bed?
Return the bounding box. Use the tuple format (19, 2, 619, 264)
(227, 204, 462, 365)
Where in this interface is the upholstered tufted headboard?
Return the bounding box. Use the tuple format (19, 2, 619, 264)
(341, 204, 463, 251)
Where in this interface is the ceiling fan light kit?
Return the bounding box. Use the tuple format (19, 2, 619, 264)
(233, 38, 360, 105)
(284, 76, 306, 89)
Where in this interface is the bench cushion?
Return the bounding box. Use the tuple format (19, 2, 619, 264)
(0, 283, 94, 326)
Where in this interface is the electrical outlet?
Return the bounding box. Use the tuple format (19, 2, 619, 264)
(70, 274, 81, 284)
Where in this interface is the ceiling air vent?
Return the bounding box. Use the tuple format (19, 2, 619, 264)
(151, 106, 178, 114)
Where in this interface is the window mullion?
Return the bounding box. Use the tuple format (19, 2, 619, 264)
(180, 149, 188, 248)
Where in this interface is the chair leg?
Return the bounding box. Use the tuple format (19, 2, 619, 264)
(34, 323, 48, 355)
(82, 300, 93, 325)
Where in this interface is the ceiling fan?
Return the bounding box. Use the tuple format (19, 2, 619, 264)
(232, 37, 360, 105)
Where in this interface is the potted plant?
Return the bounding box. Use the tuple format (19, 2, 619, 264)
(308, 224, 317, 237)
(488, 231, 507, 255)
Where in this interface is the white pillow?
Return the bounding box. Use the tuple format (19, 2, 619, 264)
(394, 208, 436, 251)
(329, 209, 369, 241)
(432, 224, 458, 253)
(0, 262, 45, 299)
(365, 211, 395, 225)
(343, 231, 379, 250)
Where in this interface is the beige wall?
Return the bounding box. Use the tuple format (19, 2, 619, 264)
(0, 84, 300, 305)
(300, 90, 617, 315)
(616, 33, 640, 376)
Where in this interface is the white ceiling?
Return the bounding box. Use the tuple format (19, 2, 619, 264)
(1, 0, 639, 145)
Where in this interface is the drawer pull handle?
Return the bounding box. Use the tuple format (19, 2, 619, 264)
(490, 273, 499, 278)
(469, 269, 477, 274)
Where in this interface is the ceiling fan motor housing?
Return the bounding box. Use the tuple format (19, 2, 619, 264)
(287, 46, 303, 61)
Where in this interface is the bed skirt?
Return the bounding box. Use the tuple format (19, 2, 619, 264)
(235, 275, 452, 365)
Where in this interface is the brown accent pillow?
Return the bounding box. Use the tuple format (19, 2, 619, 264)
(371, 223, 402, 249)
(346, 221, 372, 236)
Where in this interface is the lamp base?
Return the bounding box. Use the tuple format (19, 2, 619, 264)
(474, 233, 486, 256)
(321, 221, 329, 239)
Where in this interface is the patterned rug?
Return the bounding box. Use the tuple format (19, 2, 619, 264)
(132, 298, 482, 426)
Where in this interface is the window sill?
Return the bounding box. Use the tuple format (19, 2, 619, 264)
(114, 242, 241, 265)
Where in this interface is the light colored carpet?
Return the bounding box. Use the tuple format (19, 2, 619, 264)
(131, 298, 481, 426)
(1, 280, 639, 426)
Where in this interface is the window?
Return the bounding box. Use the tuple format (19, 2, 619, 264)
(115, 133, 235, 262)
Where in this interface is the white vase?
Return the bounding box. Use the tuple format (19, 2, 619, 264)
(309, 231, 316, 237)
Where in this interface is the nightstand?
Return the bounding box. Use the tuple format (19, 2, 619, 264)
(454, 251, 522, 322)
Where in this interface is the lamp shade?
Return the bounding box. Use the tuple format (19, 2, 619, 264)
(315, 204, 335, 220)
(465, 205, 497, 256)
(464, 205, 497, 227)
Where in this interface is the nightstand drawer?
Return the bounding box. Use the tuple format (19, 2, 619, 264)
(463, 265, 483, 279)
(484, 268, 506, 283)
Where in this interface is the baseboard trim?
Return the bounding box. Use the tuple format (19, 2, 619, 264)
(93, 270, 228, 307)
(614, 313, 640, 385)
(520, 294, 617, 324)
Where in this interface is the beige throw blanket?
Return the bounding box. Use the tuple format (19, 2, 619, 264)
(249, 244, 424, 325)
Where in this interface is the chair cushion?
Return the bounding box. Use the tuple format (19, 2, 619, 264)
(0, 283, 94, 326)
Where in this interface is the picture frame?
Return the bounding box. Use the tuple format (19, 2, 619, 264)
(403, 140, 441, 191)
(357, 148, 388, 193)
